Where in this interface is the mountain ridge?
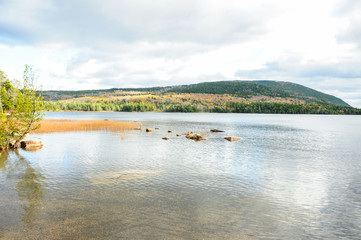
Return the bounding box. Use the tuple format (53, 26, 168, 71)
(41, 80, 350, 107)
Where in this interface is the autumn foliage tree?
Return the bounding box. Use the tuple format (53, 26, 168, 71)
(0, 65, 44, 150)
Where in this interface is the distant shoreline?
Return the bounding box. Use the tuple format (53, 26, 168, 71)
(43, 107, 361, 115)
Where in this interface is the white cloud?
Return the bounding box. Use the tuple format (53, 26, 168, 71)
(0, 0, 361, 107)
(335, 0, 361, 47)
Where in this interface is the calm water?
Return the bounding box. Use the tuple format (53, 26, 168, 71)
(1, 112, 361, 239)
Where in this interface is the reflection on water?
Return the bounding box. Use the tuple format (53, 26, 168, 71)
(1, 112, 361, 239)
(0, 150, 45, 230)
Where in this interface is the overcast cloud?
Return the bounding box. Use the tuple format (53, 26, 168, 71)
(1, 0, 361, 107)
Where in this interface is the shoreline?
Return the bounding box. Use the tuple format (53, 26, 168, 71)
(42, 110, 361, 116)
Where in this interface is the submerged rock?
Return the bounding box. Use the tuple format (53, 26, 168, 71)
(87, 170, 164, 184)
(224, 137, 241, 142)
(176, 134, 182, 137)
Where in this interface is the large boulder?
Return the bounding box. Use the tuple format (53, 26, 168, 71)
(185, 132, 194, 139)
(190, 134, 203, 141)
(185, 132, 207, 141)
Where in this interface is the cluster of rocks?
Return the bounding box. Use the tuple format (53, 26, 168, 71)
(143, 127, 241, 142)
(185, 132, 207, 141)
(0, 139, 43, 152)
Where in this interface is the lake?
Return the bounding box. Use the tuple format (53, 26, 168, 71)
(1, 112, 361, 239)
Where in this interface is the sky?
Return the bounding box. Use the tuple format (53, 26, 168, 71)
(1, 0, 361, 107)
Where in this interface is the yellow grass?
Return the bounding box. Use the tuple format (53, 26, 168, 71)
(31, 119, 140, 133)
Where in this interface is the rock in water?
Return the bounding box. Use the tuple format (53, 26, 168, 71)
(185, 132, 207, 141)
(162, 137, 170, 140)
(8, 140, 17, 149)
(185, 132, 194, 139)
(210, 129, 224, 132)
(20, 140, 44, 150)
(190, 134, 207, 141)
(224, 137, 241, 142)
(146, 128, 154, 132)
(190, 134, 202, 140)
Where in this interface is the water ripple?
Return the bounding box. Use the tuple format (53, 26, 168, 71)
(1, 113, 361, 239)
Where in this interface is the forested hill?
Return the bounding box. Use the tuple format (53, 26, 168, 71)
(164, 81, 350, 106)
(251, 81, 349, 107)
(41, 80, 350, 107)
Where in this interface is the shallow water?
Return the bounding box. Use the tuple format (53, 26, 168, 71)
(1, 112, 361, 239)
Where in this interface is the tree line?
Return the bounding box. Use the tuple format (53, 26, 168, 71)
(43, 99, 361, 115)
